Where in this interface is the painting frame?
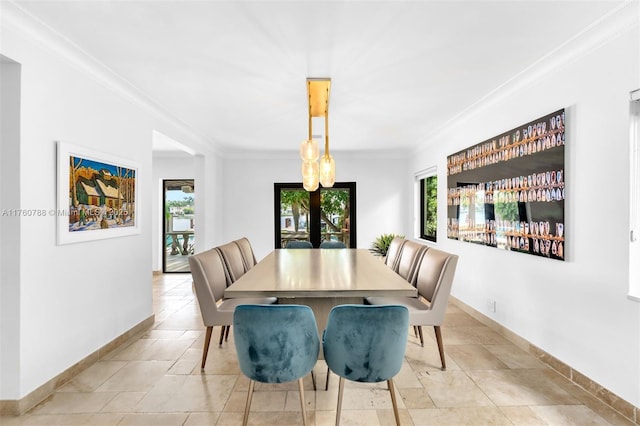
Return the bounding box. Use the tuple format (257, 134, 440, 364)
(57, 141, 140, 245)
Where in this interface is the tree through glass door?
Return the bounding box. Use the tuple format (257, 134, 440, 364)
(275, 182, 356, 248)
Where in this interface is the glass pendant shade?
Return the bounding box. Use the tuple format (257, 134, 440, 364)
(301, 160, 319, 180)
(300, 139, 319, 161)
(302, 173, 319, 191)
(319, 153, 335, 187)
(302, 160, 319, 191)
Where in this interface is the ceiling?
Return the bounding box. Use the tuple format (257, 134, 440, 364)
(11, 1, 624, 155)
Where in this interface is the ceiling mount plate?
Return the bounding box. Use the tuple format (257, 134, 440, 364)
(307, 78, 331, 118)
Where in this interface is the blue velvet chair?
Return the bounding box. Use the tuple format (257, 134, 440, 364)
(323, 304, 409, 426)
(286, 240, 314, 249)
(233, 304, 320, 426)
(319, 241, 346, 249)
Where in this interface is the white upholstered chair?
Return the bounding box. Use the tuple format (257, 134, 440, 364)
(216, 241, 248, 286)
(395, 239, 428, 285)
(384, 237, 405, 271)
(189, 247, 276, 368)
(234, 237, 257, 270)
(366, 247, 458, 369)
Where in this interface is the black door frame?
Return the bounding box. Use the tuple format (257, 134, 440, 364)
(162, 179, 195, 273)
(274, 182, 357, 248)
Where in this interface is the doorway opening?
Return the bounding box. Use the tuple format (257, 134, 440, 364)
(163, 179, 195, 273)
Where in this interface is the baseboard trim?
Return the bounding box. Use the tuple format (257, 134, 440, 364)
(0, 314, 154, 416)
(450, 296, 639, 425)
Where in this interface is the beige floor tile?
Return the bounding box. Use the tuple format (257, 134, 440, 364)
(499, 406, 547, 425)
(315, 410, 338, 426)
(409, 407, 512, 425)
(418, 370, 495, 408)
(441, 326, 512, 345)
(136, 374, 237, 412)
(445, 344, 510, 370)
(102, 338, 157, 361)
(331, 382, 406, 411)
(377, 408, 415, 425)
(100, 391, 146, 412)
(57, 360, 127, 392)
(140, 329, 190, 340)
(484, 344, 547, 369)
(15, 413, 124, 425)
(117, 413, 189, 425)
(138, 338, 196, 361)
(393, 361, 424, 388)
(283, 389, 316, 412)
(442, 312, 484, 327)
(334, 409, 381, 426)
(243, 390, 287, 412)
(404, 343, 460, 373)
(95, 360, 173, 392)
(399, 387, 436, 409)
(467, 369, 580, 406)
(29, 392, 118, 414)
(183, 411, 222, 425)
(530, 405, 612, 425)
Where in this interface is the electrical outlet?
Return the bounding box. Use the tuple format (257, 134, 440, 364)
(486, 299, 496, 313)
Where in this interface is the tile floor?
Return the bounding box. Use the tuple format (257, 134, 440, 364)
(2, 273, 636, 425)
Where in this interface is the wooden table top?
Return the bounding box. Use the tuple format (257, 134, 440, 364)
(224, 248, 417, 299)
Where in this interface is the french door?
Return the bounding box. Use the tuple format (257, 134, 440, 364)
(274, 182, 356, 248)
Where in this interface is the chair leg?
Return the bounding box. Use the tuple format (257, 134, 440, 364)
(434, 325, 446, 369)
(413, 325, 419, 338)
(298, 377, 308, 426)
(336, 376, 345, 426)
(387, 379, 401, 426)
(242, 379, 255, 426)
(325, 367, 330, 391)
(219, 325, 226, 346)
(417, 325, 424, 347)
(201, 326, 213, 369)
(224, 325, 231, 342)
(311, 370, 317, 391)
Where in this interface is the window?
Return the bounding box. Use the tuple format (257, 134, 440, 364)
(417, 169, 438, 242)
(274, 182, 356, 248)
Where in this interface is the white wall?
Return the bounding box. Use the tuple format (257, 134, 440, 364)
(222, 151, 409, 260)
(0, 5, 218, 399)
(408, 13, 640, 407)
(0, 57, 22, 401)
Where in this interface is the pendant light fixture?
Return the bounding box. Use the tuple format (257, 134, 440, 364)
(300, 78, 334, 191)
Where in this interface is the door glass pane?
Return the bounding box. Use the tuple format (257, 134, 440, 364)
(279, 188, 310, 248)
(163, 180, 195, 272)
(320, 188, 350, 246)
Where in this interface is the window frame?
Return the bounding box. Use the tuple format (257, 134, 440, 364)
(416, 167, 438, 243)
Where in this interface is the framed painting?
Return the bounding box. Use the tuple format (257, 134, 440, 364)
(57, 141, 140, 244)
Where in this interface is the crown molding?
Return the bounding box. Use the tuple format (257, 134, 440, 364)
(413, 0, 639, 155)
(2, 1, 218, 157)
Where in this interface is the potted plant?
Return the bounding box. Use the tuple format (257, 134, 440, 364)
(370, 233, 404, 258)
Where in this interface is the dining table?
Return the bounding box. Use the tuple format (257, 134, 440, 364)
(224, 248, 417, 342)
